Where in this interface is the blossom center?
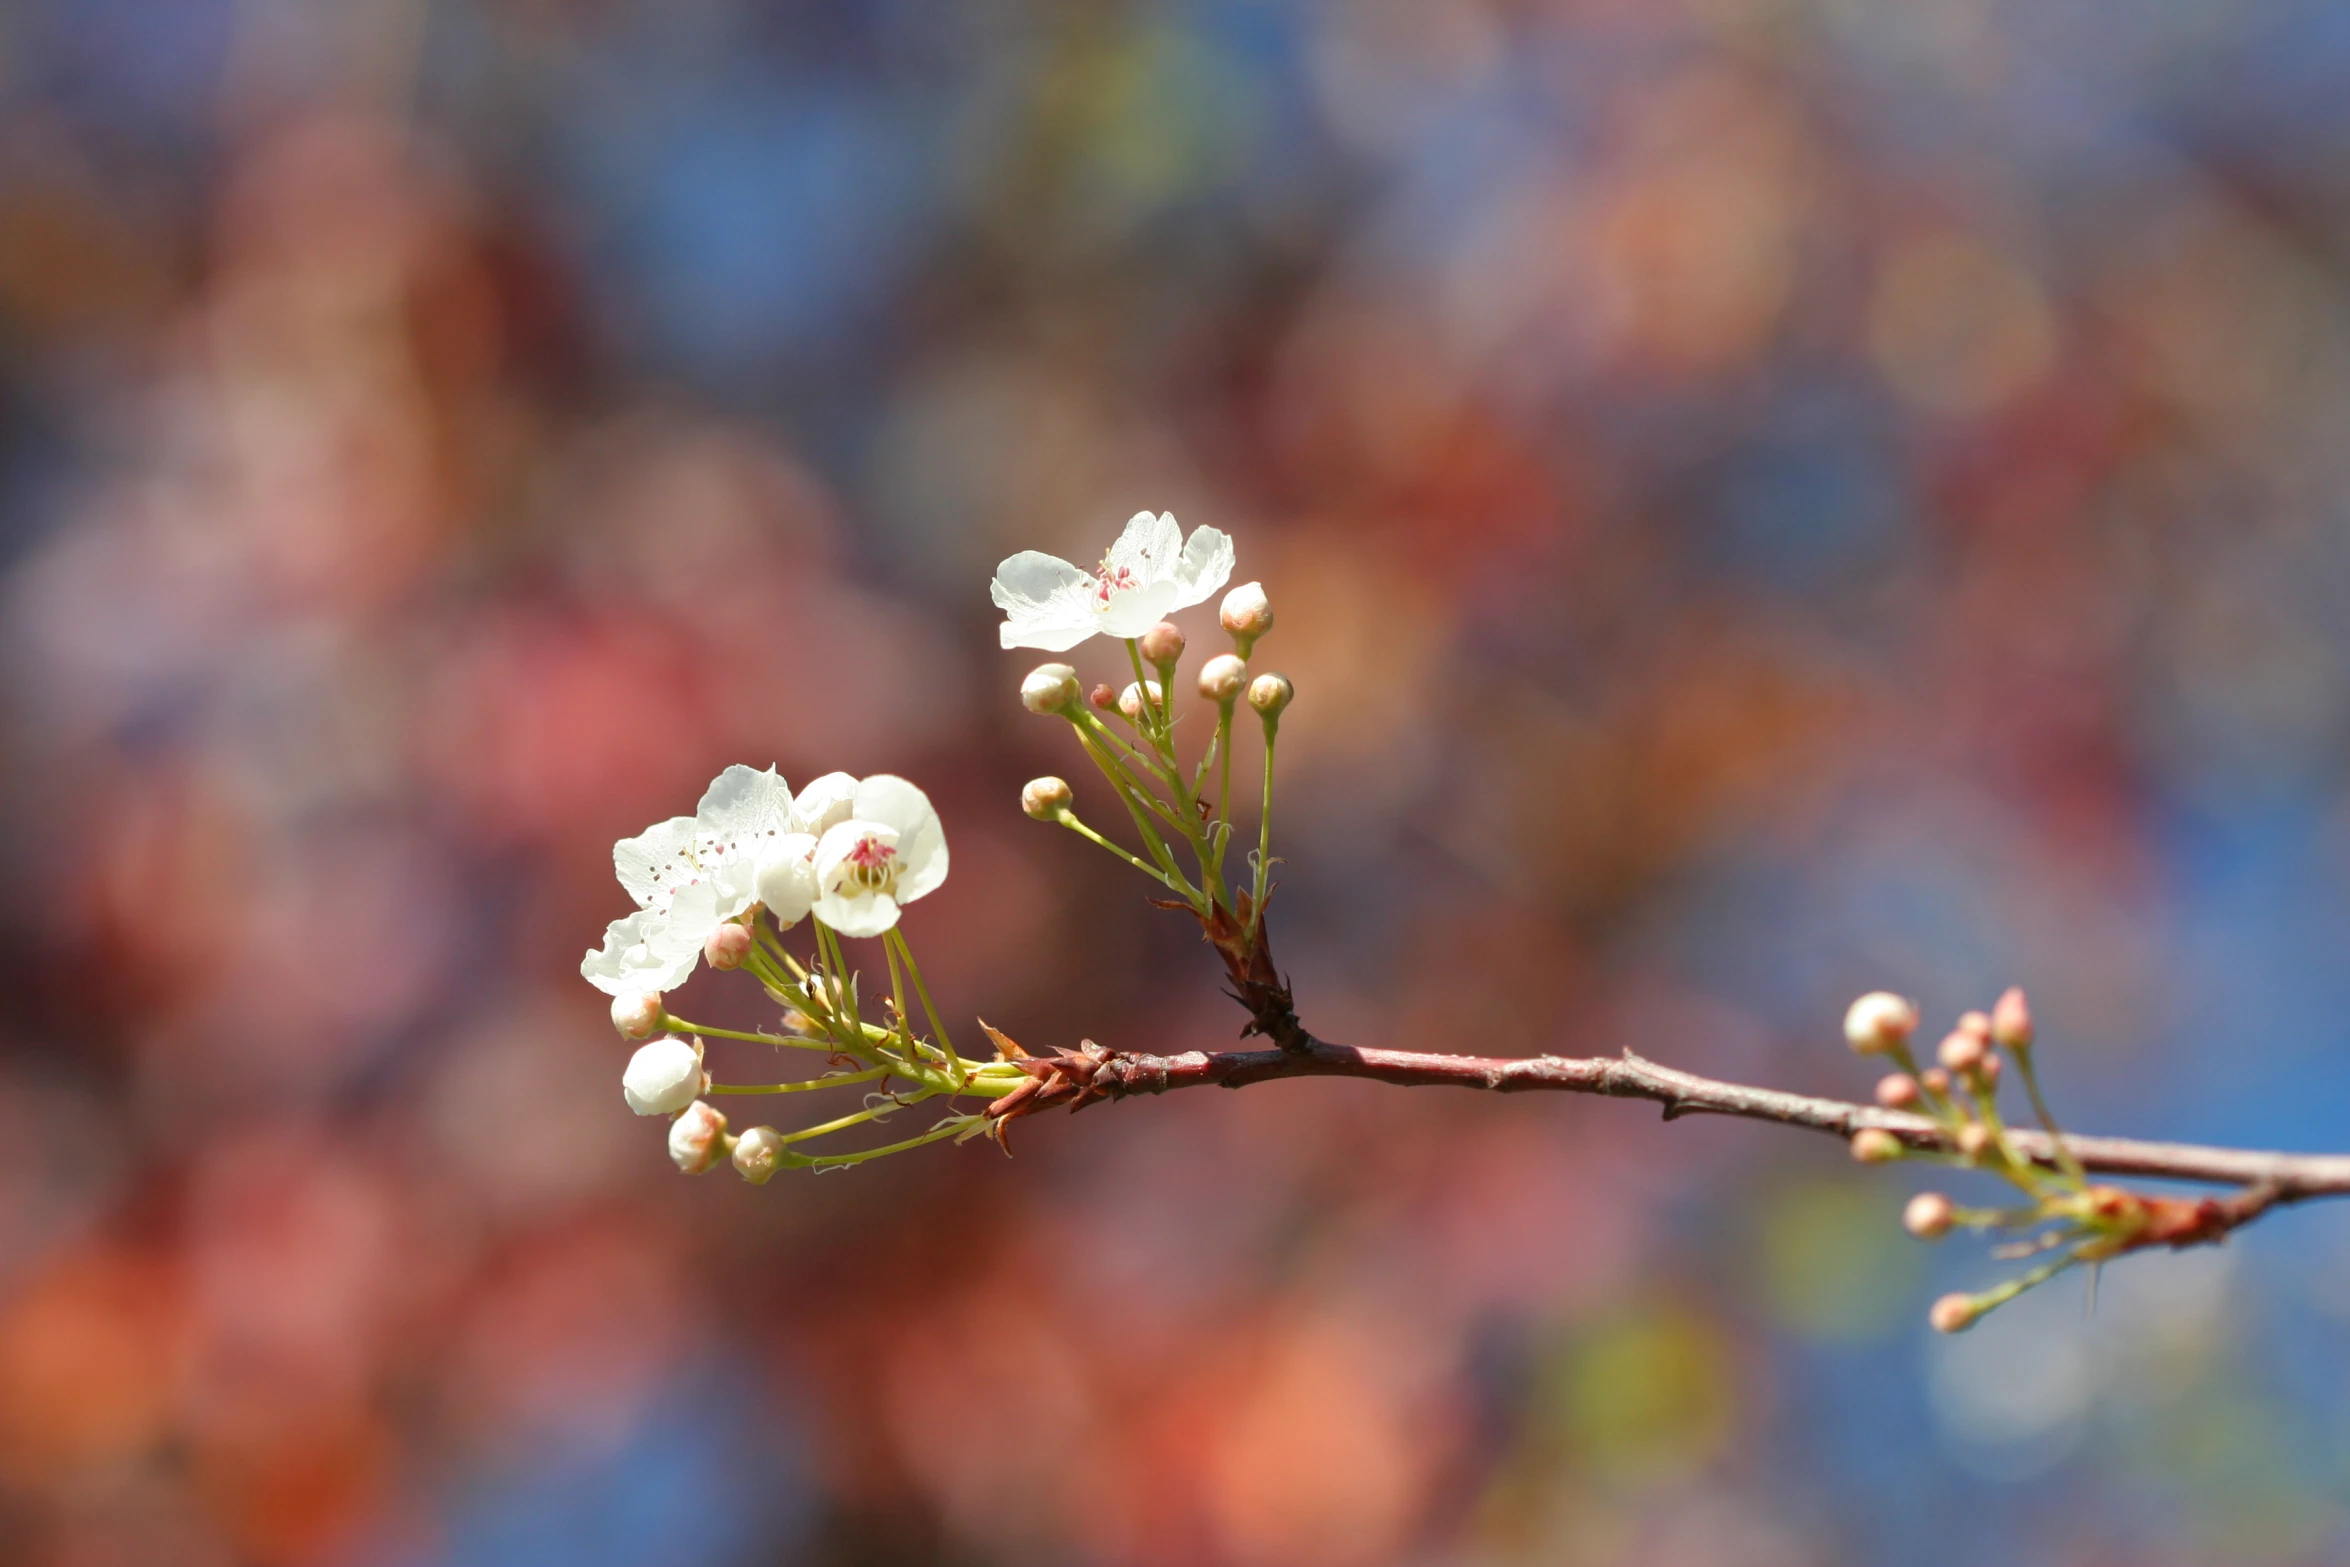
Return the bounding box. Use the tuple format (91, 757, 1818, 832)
(1093, 561, 1140, 607)
(841, 834, 899, 896)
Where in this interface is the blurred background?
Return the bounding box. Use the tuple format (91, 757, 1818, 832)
(3, 1, 2350, 1563)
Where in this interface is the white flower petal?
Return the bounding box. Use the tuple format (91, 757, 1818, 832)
(1104, 511, 1183, 580)
(1170, 525, 1235, 609)
(755, 833, 819, 927)
(851, 774, 948, 906)
(695, 764, 795, 842)
(1094, 577, 1181, 638)
(815, 887, 902, 939)
(614, 817, 696, 910)
(792, 772, 859, 835)
(582, 910, 697, 996)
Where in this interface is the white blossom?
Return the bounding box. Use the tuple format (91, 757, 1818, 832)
(793, 772, 860, 836)
(810, 775, 949, 939)
(991, 511, 1234, 652)
(584, 764, 833, 994)
(754, 832, 821, 928)
(623, 1036, 706, 1117)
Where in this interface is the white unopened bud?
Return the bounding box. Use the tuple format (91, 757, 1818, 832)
(667, 1101, 729, 1174)
(1022, 777, 1074, 820)
(1843, 992, 1918, 1055)
(1220, 581, 1272, 644)
(1118, 680, 1164, 722)
(622, 1036, 706, 1117)
(1902, 1191, 1956, 1240)
(1021, 663, 1082, 715)
(704, 922, 753, 971)
(1198, 653, 1248, 703)
(732, 1125, 786, 1184)
(610, 991, 663, 1040)
(1245, 673, 1292, 718)
(1139, 620, 1186, 666)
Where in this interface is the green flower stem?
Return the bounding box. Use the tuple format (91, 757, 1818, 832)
(660, 1016, 836, 1052)
(1215, 699, 1235, 840)
(792, 1114, 983, 1168)
(1052, 811, 1179, 888)
(2013, 1050, 2085, 1186)
(754, 920, 809, 980)
(1249, 720, 1278, 944)
(710, 1065, 896, 1095)
(779, 1096, 930, 1147)
(1072, 725, 1201, 903)
(1884, 1040, 1963, 1127)
(1960, 1250, 2082, 1321)
(1071, 710, 1190, 829)
(881, 933, 922, 1057)
(1971, 1081, 2049, 1197)
(886, 927, 959, 1069)
(813, 922, 869, 1049)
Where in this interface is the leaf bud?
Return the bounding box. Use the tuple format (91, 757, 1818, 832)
(1021, 776, 1074, 821)
(622, 1036, 706, 1117)
(1929, 1293, 1983, 1333)
(1875, 1073, 1921, 1110)
(1850, 1128, 1904, 1164)
(610, 990, 663, 1040)
(1138, 620, 1186, 666)
(1246, 672, 1293, 718)
(1021, 663, 1082, 715)
(1118, 680, 1164, 722)
(703, 922, 753, 971)
(667, 1101, 729, 1174)
(1991, 987, 2034, 1052)
(1843, 992, 1919, 1055)
(732, 1125, 786, 1184)
(1902, 1191, 1956, 1240)
(1198, 653, 1248, 704)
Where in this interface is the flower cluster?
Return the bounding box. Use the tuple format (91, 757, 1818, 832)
(1840, 986, 2225, 1331)
(584, 508, 1285, 1180)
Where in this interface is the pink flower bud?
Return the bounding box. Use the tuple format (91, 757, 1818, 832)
(1842, 992, 1918, 1055)
(1198, 653, 1248, 703)
(1920, 1068, 1951, 1096)
(1902, 1192, 1956, 1240)
(1875, 1073, 1921, 1109)
(1138, 621, 1186, 666)
(732, 1125, 786, 1185)
(1021, 776, 1073, 820)
(1850, 1128, 1903, 1164)
(1956, 1124, 1993, 1160)
(1089, 682, 1118, 712)
(1118, 680, 1165, 722)
(1937, 1028, 1987, 1074)
(1246, 672, 1293, 717)
(1975, 1052, 2002, 1086)
(1957, 1010, 1992, 1043)
(1021, 663, 1081, 715)
(610, 991, 663, 1040)
(1991, 986, 2034, 1051)
(668, 1101, 728, 1174)
(1220, 581, 1272, 642)
(704, 922, 753, 971)
(1929, 1293, 1982, 1333)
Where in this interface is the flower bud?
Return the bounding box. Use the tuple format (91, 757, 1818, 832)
(1089, 682, 1118, 712)
(1929, 1293, 1982, 1333)
(1220, 581, 1273, 644)
(1920, 1068, 1951, 1096)
(1937, 1028, 1987, 1074)
(1198, 653, 1248, 703)
(1903, 1192, 1956, 1240)
(622, 1037, 706, 1117)
(1974, 1052, 2002, 1086)
(1957, 1010, 1992, 1043)
(1842, 992, 1918, 1055)
(1246, 673, 1293, 718)
(1955, 1124, 1993, 1160)
(1991, 986, 2033, 1052)
(1138, 620, 1186, 666)
(1875, 1073, 1921, 1110)
(610, 990, 663, 1040)
(1850, 1128, 1903, 1164)
(704, 922, 753, 971)
(1021, 663, 1081, 715)
(1022, 776, 1073, 821)
(732, 1125, 786, 1184)
(667, 1101, 728, 1174)
(1118, 680, 1164, 722)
